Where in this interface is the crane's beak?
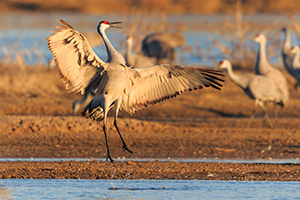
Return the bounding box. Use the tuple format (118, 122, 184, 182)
(109, 22, 122, 28)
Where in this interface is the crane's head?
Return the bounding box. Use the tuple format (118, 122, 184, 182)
(126, 36, 133, 44)
(254, 33, 266, 43)
(290, 45, 300, 54)
(218, 59, 232, 70)
(97, 21, 122, 34)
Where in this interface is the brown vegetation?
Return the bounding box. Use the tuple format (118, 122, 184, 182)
(0, 0, 299, 14)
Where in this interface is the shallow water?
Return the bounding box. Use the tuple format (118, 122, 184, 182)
(0, 179, 299, 200)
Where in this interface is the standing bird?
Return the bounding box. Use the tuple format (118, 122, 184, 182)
(281, 27, 294, 76)
(254, 34, 289, 108)
(219, 60, 283, 128)
(142, 32, 186, 64)
(47, 20, 224, 162)
(125, 36, 155, 68)
(290, 45, 300, 86)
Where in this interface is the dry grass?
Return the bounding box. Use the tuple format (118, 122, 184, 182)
(0, 0, 298, 70)
(1, 0, 300, 14)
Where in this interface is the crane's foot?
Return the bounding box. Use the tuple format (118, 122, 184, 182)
(123, 145, 133, 153)
(106, 154, 114, 163)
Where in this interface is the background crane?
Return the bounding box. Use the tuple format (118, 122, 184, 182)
(254, 33, 289, 108)
(219, 59, 284, 128)
(142, 32, 186, 64)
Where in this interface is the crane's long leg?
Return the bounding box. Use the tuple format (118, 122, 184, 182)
(103, 124, 114, 163)
(247, 100, 258, 128)
(102, 99, 114, 163)
(114, 99, 133, 153)
(259, 101, 273, 128)
(114, 119, 133, 153)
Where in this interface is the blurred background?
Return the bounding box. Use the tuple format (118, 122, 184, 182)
(0, 0, 300, 70)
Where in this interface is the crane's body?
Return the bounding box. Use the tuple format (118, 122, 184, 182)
(254, 34, 289, 107)
(142, 32, 186, 63)
(290, 46, 300, 86)
(125, 36, 155, 68)
(47, 20, 224, 162)
(219, 60, 283, 128)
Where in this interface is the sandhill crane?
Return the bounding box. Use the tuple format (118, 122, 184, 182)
(47, 20, 224, 162)
(281, 27, 294, 76)
(254, 34, 289, 108)
(290, 45, 300, 86)
(125, 36, 155, 68)
(74, 35, 156, 115)
(142, 32, 186, 64)
(219, 60, 283, 128)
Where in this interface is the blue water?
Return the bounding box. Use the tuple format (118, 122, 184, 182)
(0, 179, 299, 200)
(1, 13, 300, 67)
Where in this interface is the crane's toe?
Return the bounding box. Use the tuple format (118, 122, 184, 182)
(123, 145, 133, 153)
(106, 154, 114, 163)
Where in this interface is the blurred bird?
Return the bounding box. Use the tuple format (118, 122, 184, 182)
(254, 33, 289, 108)
(142, 32, 186, 64)
(125, 36, 155, 68)
(219, 60, 283, 128)
(281, 27, 294, 76)
(290, 45, 300, 87)
(47, 20, 224, 162)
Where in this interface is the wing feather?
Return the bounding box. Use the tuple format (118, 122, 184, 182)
(46, 19, 107, 94)
(122, 64, 224, 114)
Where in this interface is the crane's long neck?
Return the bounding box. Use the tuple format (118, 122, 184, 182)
(99, 28, 124, 64)
(292, 49, 300, 69)
(225, 66, 248, 89)
(255, 41, 270, 75)
(126, 39, 134, 66)
(283, 29, 291, 54)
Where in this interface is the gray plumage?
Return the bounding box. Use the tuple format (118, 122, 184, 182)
(47, 20, 224, 162)
(142, 32, 186, 63)
(290, 45, 300, 86)
(254, 33, 289, 106)
(281, 27, 294, 76)
(125, 36, 155, 68)
(219, 60, 284, 128)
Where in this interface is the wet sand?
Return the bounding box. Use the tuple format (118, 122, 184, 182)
(1, 160, 300, 181)
(0, 67, 300, 180)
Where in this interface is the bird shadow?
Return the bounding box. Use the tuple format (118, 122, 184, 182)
(181, 104, 248, 118)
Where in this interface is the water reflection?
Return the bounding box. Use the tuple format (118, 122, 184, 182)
(0, 186, 12, 200)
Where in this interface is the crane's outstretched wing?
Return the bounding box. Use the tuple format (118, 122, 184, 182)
(46, 19, 107, 94)
(123, 64, 225, 114)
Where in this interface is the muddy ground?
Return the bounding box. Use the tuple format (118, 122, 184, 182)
(0, 66, 300, 180)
